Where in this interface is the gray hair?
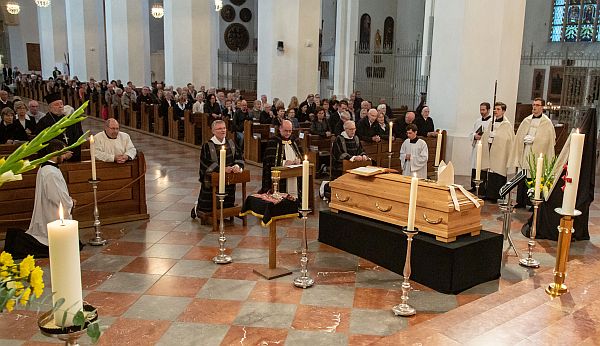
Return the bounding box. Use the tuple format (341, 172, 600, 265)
(211, 119, 226, 130)
(377, 104, 386, 111)
(343, 120, 355, 130)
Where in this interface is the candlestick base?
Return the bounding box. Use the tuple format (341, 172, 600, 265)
(546, 208, 581, 297)
(38, 303, 98, 346)
(213, 193, 232, 264)
(87, 179, 107, 246)
(472, 179, 482, 198)
(392, 226, 418, 317)
(433, 165, 439, 181)
(519, 198, 543, 268)
(293, 208, 314, 289)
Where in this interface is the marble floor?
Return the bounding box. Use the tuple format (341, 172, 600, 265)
(1, 117, 599, 345)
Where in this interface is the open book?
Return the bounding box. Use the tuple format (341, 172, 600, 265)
(349, 166, 387, 177)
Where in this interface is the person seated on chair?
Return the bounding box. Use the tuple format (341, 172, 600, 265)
(191, 120, 244, 218)
(331, 120, 367, 179)
(260, 119, 304, 197)
(310, 106, 332, 137)
(93, 118, 137, 163)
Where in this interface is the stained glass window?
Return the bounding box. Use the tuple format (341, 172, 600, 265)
(551, 0, 600, 42)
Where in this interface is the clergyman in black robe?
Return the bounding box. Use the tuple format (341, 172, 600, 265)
(260, 120, 304, 195)
(332, 120, 367, 179)
(192, 120, 244, 215)
(36, 93, 84, 161)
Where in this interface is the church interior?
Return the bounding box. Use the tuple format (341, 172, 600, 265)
(1, 0, 600, 345)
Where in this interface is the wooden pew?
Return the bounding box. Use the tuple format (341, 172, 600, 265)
(154, 105, 164, 136)
(195, 170, 250, 232)
(169, 108, 179, 140)
(0, 152, 149, 234)
(140, 103, 150, 132)
(184, 110, 195, 145)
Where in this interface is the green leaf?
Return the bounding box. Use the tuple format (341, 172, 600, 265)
(73, 310, 85, 327)
(87, 322, 101, 343)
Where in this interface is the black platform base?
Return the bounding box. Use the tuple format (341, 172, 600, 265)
(318, 210, 503, 294)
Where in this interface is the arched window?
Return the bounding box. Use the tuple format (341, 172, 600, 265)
(551, 0, 600, 42)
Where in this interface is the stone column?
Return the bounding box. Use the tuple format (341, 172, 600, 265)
(333, 0, 359, 99)
(426, 0, 526, 175)
(105, 0, 151, 86)
(257, 0, 321, 105)
(163, 0, 217, 88)
(65, 0, 107, 81)
(37, 0, 68, 79)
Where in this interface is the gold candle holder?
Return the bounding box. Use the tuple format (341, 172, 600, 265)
(546, 207, 581, 297)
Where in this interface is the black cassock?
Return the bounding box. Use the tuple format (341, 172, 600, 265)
(196, 138, 244, 211)
(260, 134, 303, 193)
(332, 135, 366, 179)
(36, 112, 84, 161)
(522, 108, 596, 241)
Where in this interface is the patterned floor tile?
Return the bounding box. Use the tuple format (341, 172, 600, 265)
(233, 302, 297, 328)
(197, 278, 256, 301)
(122, 295, 192, 321)
(156, 322, 229, 346)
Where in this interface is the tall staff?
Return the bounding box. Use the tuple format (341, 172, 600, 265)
(486, 80, 498, 185)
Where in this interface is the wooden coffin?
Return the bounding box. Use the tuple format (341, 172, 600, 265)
(328, 173, 483, 242)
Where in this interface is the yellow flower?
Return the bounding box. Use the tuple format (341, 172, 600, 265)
(19, 255, 35, 278)
(19, 287, 31, 306)
(30, 267, 44, 298)
(0, 251, 14, 267)
(5, 298, 15, 312)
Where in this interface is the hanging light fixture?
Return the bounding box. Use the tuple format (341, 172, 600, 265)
(214, 0, 223, 12)
(151, 3, 164, 19)
(34, 0, 51, 7)
(6, 2, 20, 15)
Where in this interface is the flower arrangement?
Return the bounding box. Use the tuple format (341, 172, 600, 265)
(0, 101, 89, 187)
(526, 152, 558, 200)
(0, 251, 44, 312)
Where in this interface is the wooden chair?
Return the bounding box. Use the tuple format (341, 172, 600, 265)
(196, 170, 250, 232)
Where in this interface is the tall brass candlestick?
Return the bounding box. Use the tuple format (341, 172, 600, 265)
(546, 208, 581, 297)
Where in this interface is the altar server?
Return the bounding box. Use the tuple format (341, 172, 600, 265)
(513, 98, 555, 207)
(400, 124, 428, 178)
(469, 102, 493, 193)
(260, 119, 304, 197)
(481, 102, 515, 202)
(191, 120, 244, 217)
(93, 119, 137, 163)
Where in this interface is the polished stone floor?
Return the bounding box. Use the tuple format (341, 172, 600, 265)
(1, 117, 599, 345)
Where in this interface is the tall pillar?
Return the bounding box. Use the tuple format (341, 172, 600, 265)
(105, 0, 151, 86)
(66, 0, 107, 81)
(163, 0, 216, 88)
(257, 0, 320, 104)
(333, 0, 359, 99)
(427, 0, 526, 175)
(37, 0, 67, 79)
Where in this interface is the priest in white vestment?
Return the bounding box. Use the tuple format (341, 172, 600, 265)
(26, 139, 74, 246)
(94, 119, 137, 163)
(481, 102, 515, 201)
(400, 124, 429, 178)
(512, 98, 555, 207)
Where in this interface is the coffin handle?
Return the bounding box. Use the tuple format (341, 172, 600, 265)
(423, 213, 443, 224)
(335, 193, 349, 202)
(375, 202, 392, 212)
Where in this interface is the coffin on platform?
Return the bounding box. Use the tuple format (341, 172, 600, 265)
(328, 172, 483, 242)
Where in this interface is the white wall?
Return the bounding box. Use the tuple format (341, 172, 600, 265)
(396, 0, 425, 48)
(257, 0, 321, 104)
(38, 0, 68, 78)
(7, 0, 40, 72)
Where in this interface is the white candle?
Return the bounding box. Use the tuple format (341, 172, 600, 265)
(219, 145, 226, 194)
(562, 129, 585, 215)
(388, 122, 394, 152)
(407, 173, 419, 231)
(534, 153, 543, 200)
(475, 140, 482, 181)
(302, 155, 309, 210)
(89, 135, 96, 180)
(47, 203, 83, 326)
(434, 132, 443, 166)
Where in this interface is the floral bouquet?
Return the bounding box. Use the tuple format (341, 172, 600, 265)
(526, 152, 558, 200)
(0, 251, 44, 312)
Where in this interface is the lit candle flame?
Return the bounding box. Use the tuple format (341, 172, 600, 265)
(413, 172, 417, 178)
(58, 202, 64, 225)
(89, 134, 94, 144)
(304, 155, 307, 161)
(576, 128, 580, 134)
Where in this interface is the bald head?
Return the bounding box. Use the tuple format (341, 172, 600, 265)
(104, 118, 120, 139)
(405, 112, 415, 124)
(279, 119, 293, 139)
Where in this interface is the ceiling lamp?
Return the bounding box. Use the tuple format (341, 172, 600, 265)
(214, 0, 223, 11)
(6, 2, 20, 15)
(151, 3, 164, 19)
(34, 0, 50, 7)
